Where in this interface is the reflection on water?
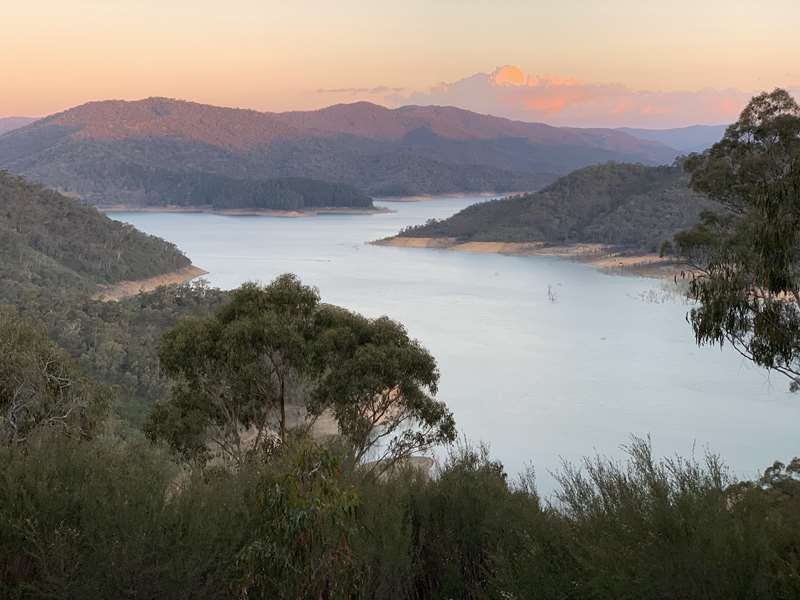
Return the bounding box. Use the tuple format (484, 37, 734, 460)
(112, 196, 796, 491)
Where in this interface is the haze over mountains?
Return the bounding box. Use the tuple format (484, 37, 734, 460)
(617, 125, 728, 154)
(0, 97, 685, 207)
(0, 117, 36, 136)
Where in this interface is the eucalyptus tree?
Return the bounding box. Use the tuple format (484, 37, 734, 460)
(311, 305, 456, 473)
(147, 275, 456, 467)
(678, 89, 800, 388)
(147, 275, 319, 463)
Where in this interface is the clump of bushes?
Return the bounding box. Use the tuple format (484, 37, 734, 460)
(2, 433, 799, 599)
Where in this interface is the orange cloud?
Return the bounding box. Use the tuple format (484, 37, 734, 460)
(523, 96, 570, 113)
(640, 105, 674, 116)
(491, 65, 526, 87)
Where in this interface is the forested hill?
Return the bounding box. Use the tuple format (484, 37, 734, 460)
(0, 171, 191, 301)
(85, 166, 374, 211)
(0, 97, 676, 202)
(399, 163, 721, 252)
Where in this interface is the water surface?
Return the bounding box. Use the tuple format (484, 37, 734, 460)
(113, 197, 797, 490)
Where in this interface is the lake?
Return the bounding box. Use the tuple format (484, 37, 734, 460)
(112, 197, 797, 491)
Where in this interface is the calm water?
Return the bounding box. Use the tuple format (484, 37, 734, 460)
(113, 197, 797, 490)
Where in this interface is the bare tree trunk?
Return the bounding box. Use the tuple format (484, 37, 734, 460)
(279, 375, 286, 442)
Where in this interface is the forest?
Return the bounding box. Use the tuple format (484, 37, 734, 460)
(399, 162, 723, 253)
(0, 171, 190, 289)
(2, 91, 800, 598)
(89, 164, 375, 211)
(0, 96, 666, 202)
(0, 171, 221, 423)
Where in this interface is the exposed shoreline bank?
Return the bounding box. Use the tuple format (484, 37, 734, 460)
(374, 191, 525, 203)
(92, 265, 209, 302)
(98, 205, 392, 218)
(372, 236, 686, 279)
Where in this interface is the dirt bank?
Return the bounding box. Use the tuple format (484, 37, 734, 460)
(92, 265, 209, 301)
(374, 191, 511, 203)
(372, 236, 687, 279)
(98, 205, 392, 217)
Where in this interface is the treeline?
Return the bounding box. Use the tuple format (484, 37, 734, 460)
(2, 285, 799, 599)
(104, 163, 375, 210)
(1, 131, 374, 210)
(400, 162, 721, 253)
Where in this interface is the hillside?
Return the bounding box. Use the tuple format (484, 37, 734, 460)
(397, 163, 721, 253)
(0, 171, 193, 302)
(0, 98, 678, 202)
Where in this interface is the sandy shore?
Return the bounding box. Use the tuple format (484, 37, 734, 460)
(373, 236, 686, 279)
(97, 205, 392, 217)
(375, 191, 524, 203)
(92, 265, 209, 301)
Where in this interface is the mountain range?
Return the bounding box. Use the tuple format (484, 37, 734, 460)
(0, 98, 685, 206)
(616, 125, 727, 154)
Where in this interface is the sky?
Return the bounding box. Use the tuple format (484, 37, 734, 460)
(3, 0, 799, 127)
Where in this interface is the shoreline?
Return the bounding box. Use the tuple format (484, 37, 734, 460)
(374, 191, 528, 203)
(92, 265, 209, 302)
(372, 236, 687, 279)
(98, 205, 393, 218)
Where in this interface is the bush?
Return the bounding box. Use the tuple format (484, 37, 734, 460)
(1, 433, 798, 599)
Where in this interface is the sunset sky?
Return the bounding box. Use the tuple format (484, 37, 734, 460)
(4, 0, 799, 127)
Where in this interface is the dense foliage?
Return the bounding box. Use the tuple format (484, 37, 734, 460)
(149, 173, 373, 211)
(147, 276, 455, 469)
(401, 162, 721, 252)
(2, 433, 799, 599)
(311, 303, 455, 469)
(0, 171, 190, 286)
(677, 89, 800, 389)
(40, 282, 228, 425)
(72, 161, 374, 210)
(0, 309, 109, 445)
(0, 172, 219, 424)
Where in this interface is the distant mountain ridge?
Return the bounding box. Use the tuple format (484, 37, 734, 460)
(617, 125, 728, 154)
(397, 163, 722, 253)
(0, 117, 36, 136)
(0, 98, 680, 204)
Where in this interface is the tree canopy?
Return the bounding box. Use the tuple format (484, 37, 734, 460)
(312, 305, 455, 469)
(147, 275, 456, 468)
(0, 309, 109, 445)
(678, 89, 800, 388)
